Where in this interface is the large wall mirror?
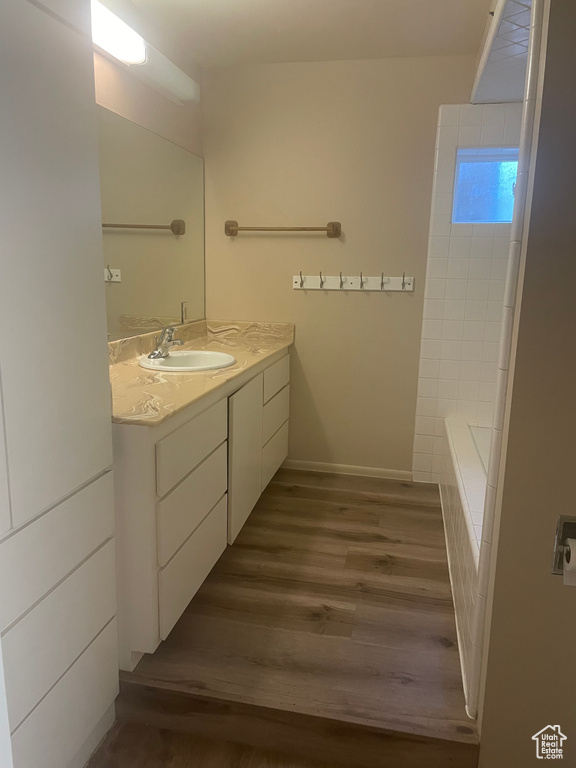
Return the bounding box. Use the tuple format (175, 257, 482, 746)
(97, 106, 205, 341)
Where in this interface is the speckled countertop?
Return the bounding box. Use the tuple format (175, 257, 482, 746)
(109, 320, 294, 427)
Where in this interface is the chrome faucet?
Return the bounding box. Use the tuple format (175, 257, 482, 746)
(148, 326, 184, 359)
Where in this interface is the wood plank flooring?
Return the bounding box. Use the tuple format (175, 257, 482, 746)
(88, 722, 333, 768)
(115, 470, 478, 768)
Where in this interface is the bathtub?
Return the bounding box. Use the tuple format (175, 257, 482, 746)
(438, 417, 489, 715)
(470, 425, 490, 473)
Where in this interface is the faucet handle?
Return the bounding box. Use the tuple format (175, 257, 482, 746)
(158, 326, 176, 343)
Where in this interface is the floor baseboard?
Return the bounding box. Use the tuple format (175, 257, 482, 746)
(282, 459, 413, 482)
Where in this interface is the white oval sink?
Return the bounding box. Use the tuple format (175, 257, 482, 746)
(139, 350, 236, 373)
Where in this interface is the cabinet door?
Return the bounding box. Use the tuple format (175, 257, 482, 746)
(0, 0, 112, 527)
(228, 374, 263, 544)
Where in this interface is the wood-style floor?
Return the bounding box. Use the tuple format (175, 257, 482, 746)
(89, 722, 333, 768)
(114, 470, 478, 768)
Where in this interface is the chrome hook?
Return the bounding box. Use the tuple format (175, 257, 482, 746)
(300, 271, 304, 288)
(339, 271, 344, 289)
(319, 271, 324, 288)
(106, 265, 113, 282)
(381, 272, 385, 290)
(402, 272, 406, 290)
(360, 271, 364, 289)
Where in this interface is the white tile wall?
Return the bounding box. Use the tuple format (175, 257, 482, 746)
(412, 103, 522, 482)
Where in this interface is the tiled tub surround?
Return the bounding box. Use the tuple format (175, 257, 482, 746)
(470, 425, 490, 472)
(109, 320, 294, 426)
(412, 101, 523, 719)
(438, 416, 487, 713)
(413, 102, 523, 484)
(445, 419, 487, 552)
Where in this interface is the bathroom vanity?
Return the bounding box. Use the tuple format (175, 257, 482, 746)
(109, 321, 293, 670)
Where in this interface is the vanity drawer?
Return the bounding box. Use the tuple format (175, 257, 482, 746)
(156, 400, 227, 497)
(157, 443, 227, 567)
(262, 420, 289, 490)
(262, 385, 290, 445)
(158, 494, 227, 640)
(263, 355, 290, 403)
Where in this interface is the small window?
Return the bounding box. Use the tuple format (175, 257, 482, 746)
(452, 147, 519, 224)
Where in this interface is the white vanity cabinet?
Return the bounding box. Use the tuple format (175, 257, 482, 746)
(261, 357, 291, 489)
(114, 352, 290, 670)
(155, 402, 229, 640)
(228, 356, 290, 543)
(228, 374, 265, 544)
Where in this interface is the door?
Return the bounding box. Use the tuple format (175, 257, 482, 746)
(0, 0, 113, 528)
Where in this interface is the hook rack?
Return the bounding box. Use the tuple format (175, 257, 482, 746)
(104, 265, 121, 283)
(293, 273, 415, 292)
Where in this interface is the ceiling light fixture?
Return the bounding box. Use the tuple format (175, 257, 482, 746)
(90, 1, 200, 104)
(91, 0, 146, 65)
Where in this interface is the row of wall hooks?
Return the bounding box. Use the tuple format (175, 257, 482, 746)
(293, 273, 414, 292)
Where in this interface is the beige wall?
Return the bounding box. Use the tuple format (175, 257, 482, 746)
(479, 1, 576, 764)
(204, 57, 475, 473)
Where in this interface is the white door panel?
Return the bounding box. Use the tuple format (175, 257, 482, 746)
(0, 0, 112, 527)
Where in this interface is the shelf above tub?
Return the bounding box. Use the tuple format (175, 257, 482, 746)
(471, 0, 531, 105)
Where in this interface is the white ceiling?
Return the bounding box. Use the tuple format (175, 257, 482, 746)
(130, 0, 494, 68)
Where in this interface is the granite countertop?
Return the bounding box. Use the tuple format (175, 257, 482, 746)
(108, 320, 294, 427)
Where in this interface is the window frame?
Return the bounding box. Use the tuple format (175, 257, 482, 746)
(452, 146, 520, 225)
